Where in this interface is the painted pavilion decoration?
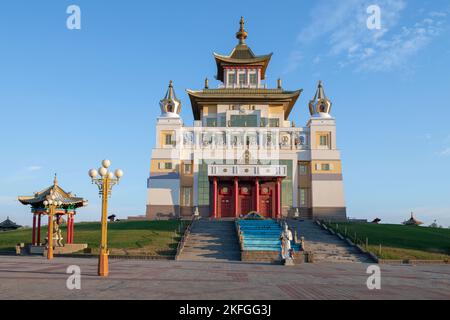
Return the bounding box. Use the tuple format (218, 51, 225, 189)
(18, 175, 87, 247)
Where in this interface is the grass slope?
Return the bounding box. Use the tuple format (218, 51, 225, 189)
(326, 222, 450, 260)
(0, 220, 184, 256)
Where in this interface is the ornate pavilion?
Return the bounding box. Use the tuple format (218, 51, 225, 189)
(18, 175, 87, 246)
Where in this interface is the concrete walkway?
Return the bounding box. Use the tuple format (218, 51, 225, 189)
(289, 220, 372, 263)
(177, 220, 241, 262)
(0, 256, 448, 300)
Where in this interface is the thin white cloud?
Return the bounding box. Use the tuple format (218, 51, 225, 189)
(0, 196, 18, 206)
(288, 0, 448, 73)
(282, 50, 302, 75)
(439, 147, 450, 156)
(26, 166, 42, 172)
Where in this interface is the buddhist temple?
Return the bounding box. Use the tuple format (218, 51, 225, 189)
(18, 175, 87, 246)
(403, 212, 423, 226)
(146, 18, 347, 220)
(0, 217, 22, 231)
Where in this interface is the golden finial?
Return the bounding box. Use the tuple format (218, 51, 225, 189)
(169, 80, 173, 88)
(277, 78, 282, 89)
(204, 77, 209, 89)
(236, 16, 248, 44)
(53, 174, 58, 186)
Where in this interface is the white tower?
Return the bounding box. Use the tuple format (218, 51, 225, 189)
(307, 81, 346, 220)
(146, 81, 183, 219)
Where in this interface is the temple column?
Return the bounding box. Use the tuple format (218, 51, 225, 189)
(32, 213, 36, 245)
(276, 178, 282, 219)
(37, 213, 41, 245)
(255, 178, 260, 213)
(234, 177, 239, 217)
(212, 177, 218, 219)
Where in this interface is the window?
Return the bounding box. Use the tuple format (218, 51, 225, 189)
(319, 135, 329, 146)
(206, 118, 217, 127)
(181, 187, 192, 206)
(299, 164, 308, 175)
(184, 164, 192, 174)
(164, 134, 174, 146)
(239, 73, 246, 85)
(260, 117, 268, 127)
(230, 115, 257, 127)
(269, 118, 279, 127)
(300, 188, 308, 206)
(228, 73, 235, 85)
(164, 162, 173, 170)
(321, 163, 331, 171)
(249, 73, 257, 85)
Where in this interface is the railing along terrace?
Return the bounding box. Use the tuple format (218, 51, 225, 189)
(177, 127, 310, 150)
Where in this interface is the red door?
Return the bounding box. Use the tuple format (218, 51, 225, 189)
(259, 182, 274, 218)
(239, 185, 253, 215)
(218, 184, 234, 218)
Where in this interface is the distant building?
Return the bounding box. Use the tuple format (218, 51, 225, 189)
(403, 212, 423, 226)
(0, 217, 22, 231)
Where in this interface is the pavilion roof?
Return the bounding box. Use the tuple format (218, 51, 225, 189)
(18, 175, 87, 209)
(0, 217, 22, 229)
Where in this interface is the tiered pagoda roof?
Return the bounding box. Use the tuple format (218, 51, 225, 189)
(0, 217, 22, 230)
(213, 17, 272, 82)
(187, 17, 302, 120)
(18, 175, 87, 209)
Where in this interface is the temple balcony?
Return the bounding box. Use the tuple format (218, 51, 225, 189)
(177, 127, 310, 151)
(208, 164, 287, 177)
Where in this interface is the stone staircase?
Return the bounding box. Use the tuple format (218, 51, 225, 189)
(288, 220, 372, 263)
(177, 219, 241, 262)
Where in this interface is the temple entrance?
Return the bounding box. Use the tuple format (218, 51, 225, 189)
(211, 176, 283, 219)
(218, 183, 234, 218)
(239, 184, 253, 215)
(259, 181, 274, 218)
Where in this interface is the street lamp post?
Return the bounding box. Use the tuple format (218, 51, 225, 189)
(89, 159, 123, 277)
(43, 193, 62, 260)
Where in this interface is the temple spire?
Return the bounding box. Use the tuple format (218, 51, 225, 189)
(53, 174, 58, 187)
(160, 80, 181, 117)
(309, 80, 332, 118)
(236, 17, 248, 44)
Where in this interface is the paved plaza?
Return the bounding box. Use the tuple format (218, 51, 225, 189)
(0, 256, 448, 300)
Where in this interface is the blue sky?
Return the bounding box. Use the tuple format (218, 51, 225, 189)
(1, 0, 449, 227)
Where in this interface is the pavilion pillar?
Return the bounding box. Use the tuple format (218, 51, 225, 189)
(37, 213, 41, 245)
(276, 178, 282, 219)
(67, 215, 72, 244)
(212, 177, 218, 219)
(32, 214, 36, 246)
(255, 178, 260, 213)
(71, 213, 75, 244)
(234, 177, 239, 217)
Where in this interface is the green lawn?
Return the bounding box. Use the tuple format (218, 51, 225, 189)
(0, 220, 185, 256)
(325, 222, 450, 260)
